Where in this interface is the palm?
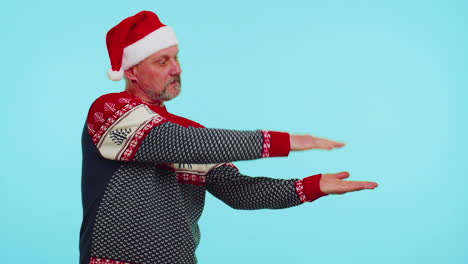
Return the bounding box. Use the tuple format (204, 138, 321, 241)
(320, 172, 378, 195)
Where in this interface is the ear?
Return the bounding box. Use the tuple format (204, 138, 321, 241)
(124, 66, 138, 81)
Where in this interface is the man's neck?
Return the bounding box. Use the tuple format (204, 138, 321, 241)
(126, 87, 165, 107)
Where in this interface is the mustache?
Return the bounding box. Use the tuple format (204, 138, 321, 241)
(166, 75, 181, 85)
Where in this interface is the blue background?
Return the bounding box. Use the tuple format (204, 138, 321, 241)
(1, 0, 467, 263)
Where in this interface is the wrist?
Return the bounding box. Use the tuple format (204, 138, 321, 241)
(261, 131, 290, 158)
(296, 174, 328, 203)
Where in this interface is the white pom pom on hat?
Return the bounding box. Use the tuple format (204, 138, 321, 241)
(105, 11, 179, 81)
(107, 68, 124, 81)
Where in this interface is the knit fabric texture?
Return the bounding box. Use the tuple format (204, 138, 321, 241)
(80, 91, 307, 264)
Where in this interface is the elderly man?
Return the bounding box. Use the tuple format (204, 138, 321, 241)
(79, 11, 378, 264)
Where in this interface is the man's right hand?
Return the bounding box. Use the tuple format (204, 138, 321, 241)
(320, 172, 378, 194)
(290, 134, 345, 151)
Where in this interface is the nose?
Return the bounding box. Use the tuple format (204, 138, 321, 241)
(170, 60, 182, 76)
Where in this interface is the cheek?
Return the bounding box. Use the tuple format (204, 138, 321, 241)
(140, 69, 162, 84)
(136, 64, 169, 87)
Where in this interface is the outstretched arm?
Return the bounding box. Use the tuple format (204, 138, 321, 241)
(86, 93, 347, 164)
(206, 164, 309, 210)
(206, 165, 378, 210)
(86, 93, 294, 164)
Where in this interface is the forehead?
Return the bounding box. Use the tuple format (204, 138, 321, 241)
(148, 45, 179, 59)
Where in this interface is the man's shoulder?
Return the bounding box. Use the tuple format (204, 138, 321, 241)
(86, 91, 143, 126)
(91, 91, 141, 107)
(87, 91, 143, 114)
(87, 91, 204, 128)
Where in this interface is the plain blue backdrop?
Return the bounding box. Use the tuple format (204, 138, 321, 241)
(1, 0, 467, 263)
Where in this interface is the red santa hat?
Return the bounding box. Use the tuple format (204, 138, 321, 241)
(106, 11, 179, 81)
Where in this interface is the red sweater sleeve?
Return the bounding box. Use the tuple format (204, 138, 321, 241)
(262, 131, 290, 157)
(295, 174, 328, 203)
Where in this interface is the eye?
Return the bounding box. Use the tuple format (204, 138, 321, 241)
(158, 60, 167, 65)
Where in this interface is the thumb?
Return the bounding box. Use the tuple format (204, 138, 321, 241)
(335, 171, 350, 180)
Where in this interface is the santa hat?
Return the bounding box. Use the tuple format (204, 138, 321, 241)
(106, 11, 179, 81)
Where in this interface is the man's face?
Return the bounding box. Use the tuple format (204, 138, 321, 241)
(131, 45, 182, 102)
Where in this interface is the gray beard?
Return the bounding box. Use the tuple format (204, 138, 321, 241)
(148, 79, 181, 102)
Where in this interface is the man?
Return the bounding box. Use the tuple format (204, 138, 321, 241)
(79, 11, 378, 264)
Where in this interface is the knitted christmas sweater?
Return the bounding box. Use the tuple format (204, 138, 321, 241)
(80, 91, 326, 264)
